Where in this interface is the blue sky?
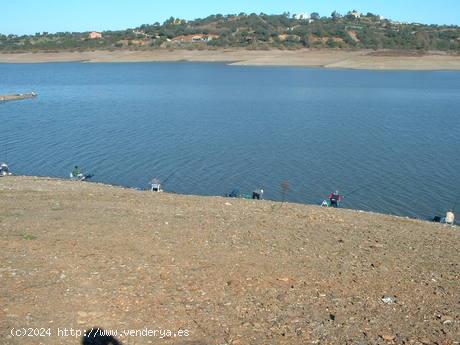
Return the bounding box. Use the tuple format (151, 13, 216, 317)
(1, 0, 459, 35)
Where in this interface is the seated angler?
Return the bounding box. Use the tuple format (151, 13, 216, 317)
(252, 188, 264, 200)
(71, 165, 84, 180)
(0, 162, 10, 176)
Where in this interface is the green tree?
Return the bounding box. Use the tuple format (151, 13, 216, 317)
(331, 11, 342, 20)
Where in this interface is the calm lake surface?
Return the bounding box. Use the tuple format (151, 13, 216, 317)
(1, 62, 459, 220)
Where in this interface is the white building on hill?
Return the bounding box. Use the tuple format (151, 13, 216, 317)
(293, 13, 311, 20)
(348, 10, 362, 18)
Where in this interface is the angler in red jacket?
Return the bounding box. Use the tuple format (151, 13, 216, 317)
(328, 190, 343, 208)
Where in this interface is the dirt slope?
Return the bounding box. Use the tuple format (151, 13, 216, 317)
(0, 177, 458, 345)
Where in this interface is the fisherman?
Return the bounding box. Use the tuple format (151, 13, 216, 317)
(445, 210, 455, 225)
(328, 190, 342, 208)
(252, 188, 264, 200)
(0, 163, 10, 176)
(71, 165, 84, 180)
(150, 178, 163, 192)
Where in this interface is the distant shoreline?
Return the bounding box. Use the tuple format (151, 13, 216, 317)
(1, 49, 460, 70)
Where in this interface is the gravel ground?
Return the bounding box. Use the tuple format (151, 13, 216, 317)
(1, 176, 458, 345)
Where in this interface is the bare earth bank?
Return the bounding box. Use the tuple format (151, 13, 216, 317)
(0, 176, 459, 345)
(1, 49, 460, 70)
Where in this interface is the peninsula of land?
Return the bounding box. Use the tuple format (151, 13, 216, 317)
(0, 92, 37, 102)
(1, 49, 460, 70)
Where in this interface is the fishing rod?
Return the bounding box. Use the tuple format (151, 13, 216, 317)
(147, 169, 177, 190)
(162, 169, 177, 185)
(344, 173, 416, 198)
(345, 180, 378, 197)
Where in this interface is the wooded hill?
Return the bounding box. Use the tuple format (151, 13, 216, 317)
(1, 11, 459, 52)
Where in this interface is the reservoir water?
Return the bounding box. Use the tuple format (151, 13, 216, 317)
(1, 62, 459, 220)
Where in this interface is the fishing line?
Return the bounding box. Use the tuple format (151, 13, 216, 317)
(162, 169, 177, 185)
